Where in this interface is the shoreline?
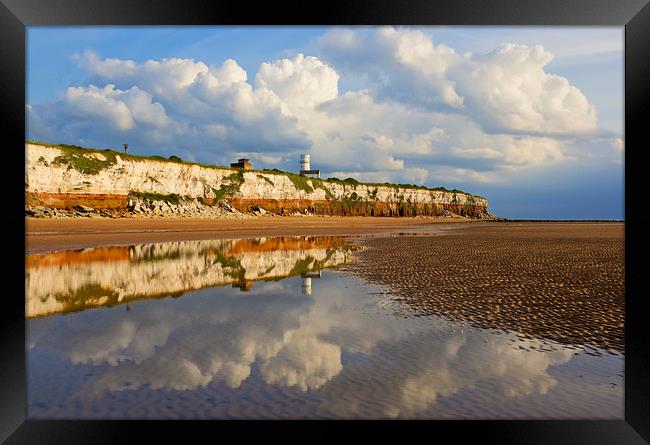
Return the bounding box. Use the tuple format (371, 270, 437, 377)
(26, 215, 475, 254)
(25, 217, 623, 254)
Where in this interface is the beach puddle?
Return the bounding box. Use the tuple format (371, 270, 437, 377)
(26, 236, 623, 419)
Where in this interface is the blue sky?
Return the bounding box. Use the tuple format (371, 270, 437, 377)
(26, 26, 624, 219)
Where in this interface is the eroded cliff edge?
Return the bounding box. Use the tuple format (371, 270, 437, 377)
(25, 142, 491, 218)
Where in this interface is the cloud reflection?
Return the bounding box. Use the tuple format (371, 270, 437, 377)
(29, 266, 579, 417)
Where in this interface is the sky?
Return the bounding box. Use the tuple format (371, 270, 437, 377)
(26, 26, 624, 219)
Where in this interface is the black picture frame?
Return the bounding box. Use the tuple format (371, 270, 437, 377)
(2, 0, 649, 443)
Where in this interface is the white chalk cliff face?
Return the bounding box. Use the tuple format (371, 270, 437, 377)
(26, 236, 354, 318)
(25, 142, 488, 208)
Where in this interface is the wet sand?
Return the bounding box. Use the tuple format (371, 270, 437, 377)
(25, 215, 467, 254)
(342, 222, 624, 352)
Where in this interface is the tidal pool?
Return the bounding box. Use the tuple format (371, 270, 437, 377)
(26, 236, 623, 419)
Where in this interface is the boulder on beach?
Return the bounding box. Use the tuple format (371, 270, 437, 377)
(74, 205, 95, 213)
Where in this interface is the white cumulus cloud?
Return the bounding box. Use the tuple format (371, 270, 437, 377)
(256, 53, 340, 114)
(453, 43, 598, 134)
(27, 28, 614, 188)
(320, 27, 598, 135)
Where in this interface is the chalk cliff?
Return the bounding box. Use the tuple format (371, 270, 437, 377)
(25, 142, 490, 217)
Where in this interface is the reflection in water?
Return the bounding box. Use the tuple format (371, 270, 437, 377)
(301, 271, 321, 295)
(26, 237, 623, 419)
(26, 236, 353, 317)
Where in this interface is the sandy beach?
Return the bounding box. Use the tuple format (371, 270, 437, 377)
(25, 215, 469, 254)
(341, 222, 624, 352)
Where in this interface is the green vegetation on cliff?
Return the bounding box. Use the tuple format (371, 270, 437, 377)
(287, 174, 314, 193)
(128, 190, 184, 205)
(49, 144, 119, 175)
(313, 180, 336, 200)
(257, 174, 275, 186)
(212, 171, 245, 201)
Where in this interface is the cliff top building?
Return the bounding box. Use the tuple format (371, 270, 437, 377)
(231, 158, 252, 170)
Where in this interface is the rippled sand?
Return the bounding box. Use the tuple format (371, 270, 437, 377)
(343, 222, 624, 352)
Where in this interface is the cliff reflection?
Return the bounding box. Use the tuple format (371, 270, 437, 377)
(26, 236, 355, 318)
(27, 272, 622, 419)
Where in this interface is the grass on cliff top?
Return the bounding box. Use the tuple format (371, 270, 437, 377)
(318, 175, 475, 196)
(261, 168, 316, 193)
(27, 140, 479, 197)
(27, 140, 235, 172)
(323, 178, 478, 198)
(47, 144, 119, 175)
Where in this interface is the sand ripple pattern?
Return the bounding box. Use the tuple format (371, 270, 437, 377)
(343, 223, 624, 352)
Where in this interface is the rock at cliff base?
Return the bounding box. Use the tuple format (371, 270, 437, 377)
(250, 205, 267, 215)
(217, 200, 236, 213)
(74, 205, 95, 213)
(26, 207, 46, 218)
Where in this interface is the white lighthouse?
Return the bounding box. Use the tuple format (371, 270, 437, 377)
(301, 277, 312, 295)
(301, 271, 321, 295)
(300, 154, 310, 171)
(299, 154, 320, 178)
